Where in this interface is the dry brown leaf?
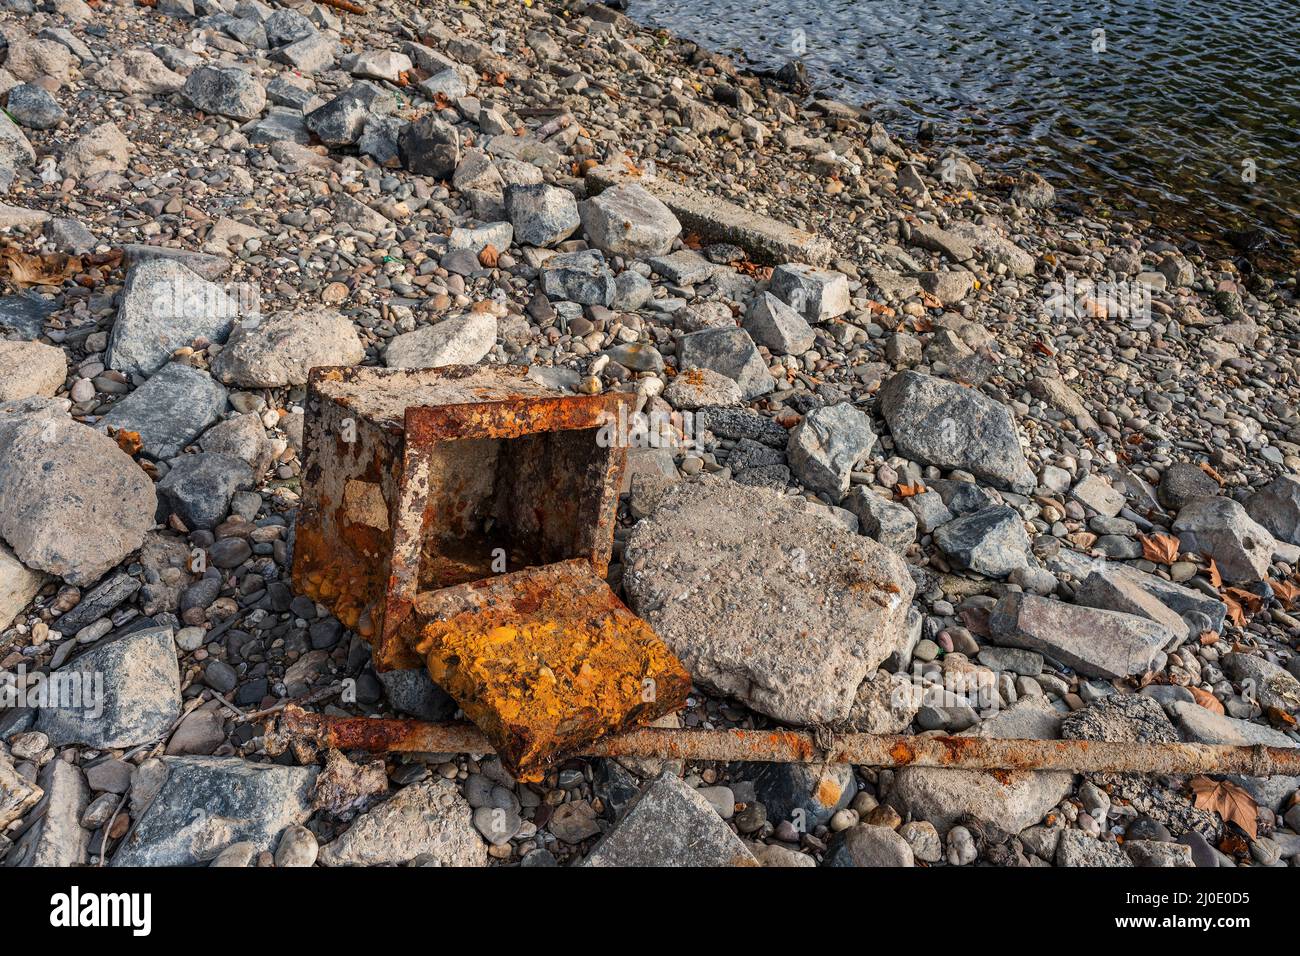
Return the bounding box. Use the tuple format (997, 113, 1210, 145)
(1273, 578, 1300, 607)
(1223, 592, 1247, 628)
(1189, 776, 1257, 839)
(1188, 686, 1224, 715)
(896, 482, 926, 498)
(477, 244, 499, 268)
(1206, 558, 1223, 589)
(1138, 532, 1180, 565)
(2, 248, 83, 288)
(1198, 630, 1219, 646)
(1225, 587, 1263, 616)
(111, 429, 143, 457)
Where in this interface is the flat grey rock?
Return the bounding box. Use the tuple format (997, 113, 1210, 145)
(114, 757, 317, 866)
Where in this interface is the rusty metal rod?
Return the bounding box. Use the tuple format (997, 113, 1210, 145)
(280, 707, 1300, 777)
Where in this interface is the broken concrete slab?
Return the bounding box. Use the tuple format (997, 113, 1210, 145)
(585, 164, 832, 266)
(623, 476, 914, 725)
(318, 778, 487, 867)
(768, 262, 850, 322)
(989, 592, 1176, 678)
(581, 771, 758, 867)
(113, 757, 317, 866)
(1074, 569, 1189, 643)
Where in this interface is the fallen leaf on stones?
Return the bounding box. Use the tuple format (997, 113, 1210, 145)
(1188, 686, 1224, 715)
(1189, 776, 1257, 839)
(112, 429, 143, 457)
(1272, 578, 1300, 607)
(1207, 558, 1223, 589)
(1139, 532, 1180, 565)
(1267, 707, 1296, 730)
(1198, 630, 1219, 646)
(478, 244, 499, 268)
(896, 482, 926, 497)
(1, 248, 83, 288)
(1223, 593, 1247, 628)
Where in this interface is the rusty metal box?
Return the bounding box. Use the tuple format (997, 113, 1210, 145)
(292, 365, 690, 778)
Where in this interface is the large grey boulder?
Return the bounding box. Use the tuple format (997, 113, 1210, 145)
(106, 259, 245, 377)
(623, 477, 914, 725)
(841, 486, 917, 551)
(1245, 474, 1300, 546)
(676, 327, 773, 401)
(182, 65, 266, 121)
(578, 182, 680, 258)
(786, 403, 875, 498)
(743, 291, 814, 355)
(505, 183, 579, 247)
(318, 778, 486, 867)
(156, 452, 255, 531)
(878, 371, 1034, 493)
(99, 363, 228, 459)
(304, 82, 394, 146)
(211, 310, 364, 387)
(538, 249, 615, 306)
(0, 111, 36, 170)
(37, 625, 181, 749)
(887, 696, 1072, 839)
(825, 824, 915, 867)
(1172, 495, 1275, 584)
(932, 505, 1031, 577)
(0, 407, 156, 586)
(1221, 653, 1300, 713)
(398, 114, 460, 178)
(769, 263, 850, 321)
(989, 592, 1176, 678)
(581, 772, 758, 867)
(114, 757, 317, 866)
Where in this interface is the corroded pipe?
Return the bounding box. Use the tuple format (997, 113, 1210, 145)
(280, 706, 1300, 777)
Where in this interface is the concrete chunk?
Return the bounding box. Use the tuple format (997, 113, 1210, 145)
(585, 164, 832, 266)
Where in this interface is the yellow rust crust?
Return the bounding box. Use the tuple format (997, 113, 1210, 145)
(412, 571, 690, 781)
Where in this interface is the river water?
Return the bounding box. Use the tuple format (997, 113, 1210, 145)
(637, 0, 1300, 263)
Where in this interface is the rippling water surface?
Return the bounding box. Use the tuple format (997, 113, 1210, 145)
(638, 0, 1300, 262)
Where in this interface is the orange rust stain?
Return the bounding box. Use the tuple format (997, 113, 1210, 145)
(890, 740, 916, 765)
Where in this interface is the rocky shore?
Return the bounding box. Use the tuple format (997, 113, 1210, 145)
(1, 0, 1299, 868)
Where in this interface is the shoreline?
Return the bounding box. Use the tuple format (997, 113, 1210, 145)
(0, 0, 1297, 870)
(625, 0, 1300, 275)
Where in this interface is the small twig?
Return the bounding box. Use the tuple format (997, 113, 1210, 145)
(97, 794, 128, 867)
